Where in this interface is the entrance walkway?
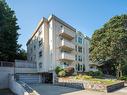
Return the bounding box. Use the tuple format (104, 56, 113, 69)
(30, 84, 127, 95)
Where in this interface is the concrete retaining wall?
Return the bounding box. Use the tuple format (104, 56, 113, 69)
(0, 67, 37, 89)
(107, 82, 124, 92)
(9, 75, 29, 95)
(0, 67, 14, 89)
(55, 82, 84, 89)
(55, 78, 124, 92)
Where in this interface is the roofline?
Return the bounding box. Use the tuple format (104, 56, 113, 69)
(85, 36, 91, 41)
(76, 31, 91, 40)
(26, 14, 77, 45)
(26, 17, 48, 45)
(48, 14, 76, 31)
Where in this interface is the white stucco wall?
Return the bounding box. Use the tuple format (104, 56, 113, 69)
(0, 67, 14, 89)
(9, 75, 29, 95)
(0, 67, 38, 89)
(26, 15, 92, 73)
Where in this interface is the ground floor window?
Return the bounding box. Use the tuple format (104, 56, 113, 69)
(60, 62, 69, 68)
(39, 62, 42, 68)
(76, 64, 85, 72)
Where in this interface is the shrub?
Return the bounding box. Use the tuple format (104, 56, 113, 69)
(86, 71, 104, 78)
(93, 71, 104, 77)
(65, 67, 74, 76)
(55, 66, 63, 75)
(119, 76, 127, 81)
(58, 70, 66, 77)
(86, 71, 94, 76)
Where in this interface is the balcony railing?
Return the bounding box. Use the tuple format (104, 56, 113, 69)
(59, 52, 75, 61)
(59, 39, 75, 50)
(59, 27, 75, 40)
(15, 60, 36, 68)
(0, 61, 36, 68)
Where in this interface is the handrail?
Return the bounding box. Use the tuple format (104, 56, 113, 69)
(17, 81, 39, 95)
(0, 61, 36, 68)
(0, 61, 14, 67)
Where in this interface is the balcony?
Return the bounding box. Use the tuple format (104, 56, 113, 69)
(59, 52, 75, 61)
(59, 39, 75, 51)
(59, 27, 75, 40)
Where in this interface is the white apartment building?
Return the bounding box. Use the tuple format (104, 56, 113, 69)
(26, 15, 92, 75)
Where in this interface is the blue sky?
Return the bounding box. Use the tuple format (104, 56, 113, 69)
(6, 0, 127, 50)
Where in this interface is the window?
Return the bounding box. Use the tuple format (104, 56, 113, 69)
(78, 46, 82, 53)
(34, 45, 36, 50)
(34, 36, 36, 39)
(75, 45, 77, 51)
(78, 37, 82, 44)
(78, 64, 80, 71)
(63, 62, 69, 68)
(75, 36, 77, 42)
(83, 64, 85, 72)
(90, 66, 93, 69)
(75, 55, 77, 61)
(80, 65, 82, 70)
(61, 25, 63, 28)
(60, 37, 63, 40)
(39, 30, 42, 35)
(78, 55, 82, 62)
(31, 48, 32, 53)
(61, 50, 70, 53)
(39, 39, 43, 46)
(31, 57, 32, 61)
(76, 64, 84, 72)
(39, 31, 41, 35)
(39, 51, 42, 57)
(39, 62, 42, 68)
(34, 55, 36, 60)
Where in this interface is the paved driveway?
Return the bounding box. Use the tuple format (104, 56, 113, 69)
(30, 84, 127, 95)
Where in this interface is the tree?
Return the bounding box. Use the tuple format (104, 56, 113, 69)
(16, 49, 27, 60)
(90, 14, 127, 79)
(0, 0, 20, 61)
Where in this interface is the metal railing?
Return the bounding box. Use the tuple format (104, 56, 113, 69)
(15, 63, 36, 68)
(0, 61, 14, 67)
(17, 81, 39, 95)
(15, 60, 37, 68)
(0, 61, 36, 68)
(61, 39, 75, 48)
(61, 27, 75, 38)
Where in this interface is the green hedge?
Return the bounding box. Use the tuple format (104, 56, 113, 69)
(86, 71, 104, 78)
(119, 76, 127, 81)
(55, 66, 63, 75)
(55, 66, 74, 77)
(58, 70, 66, 77)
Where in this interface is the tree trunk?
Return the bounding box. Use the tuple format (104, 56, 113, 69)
(116, 63, 122, 79)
